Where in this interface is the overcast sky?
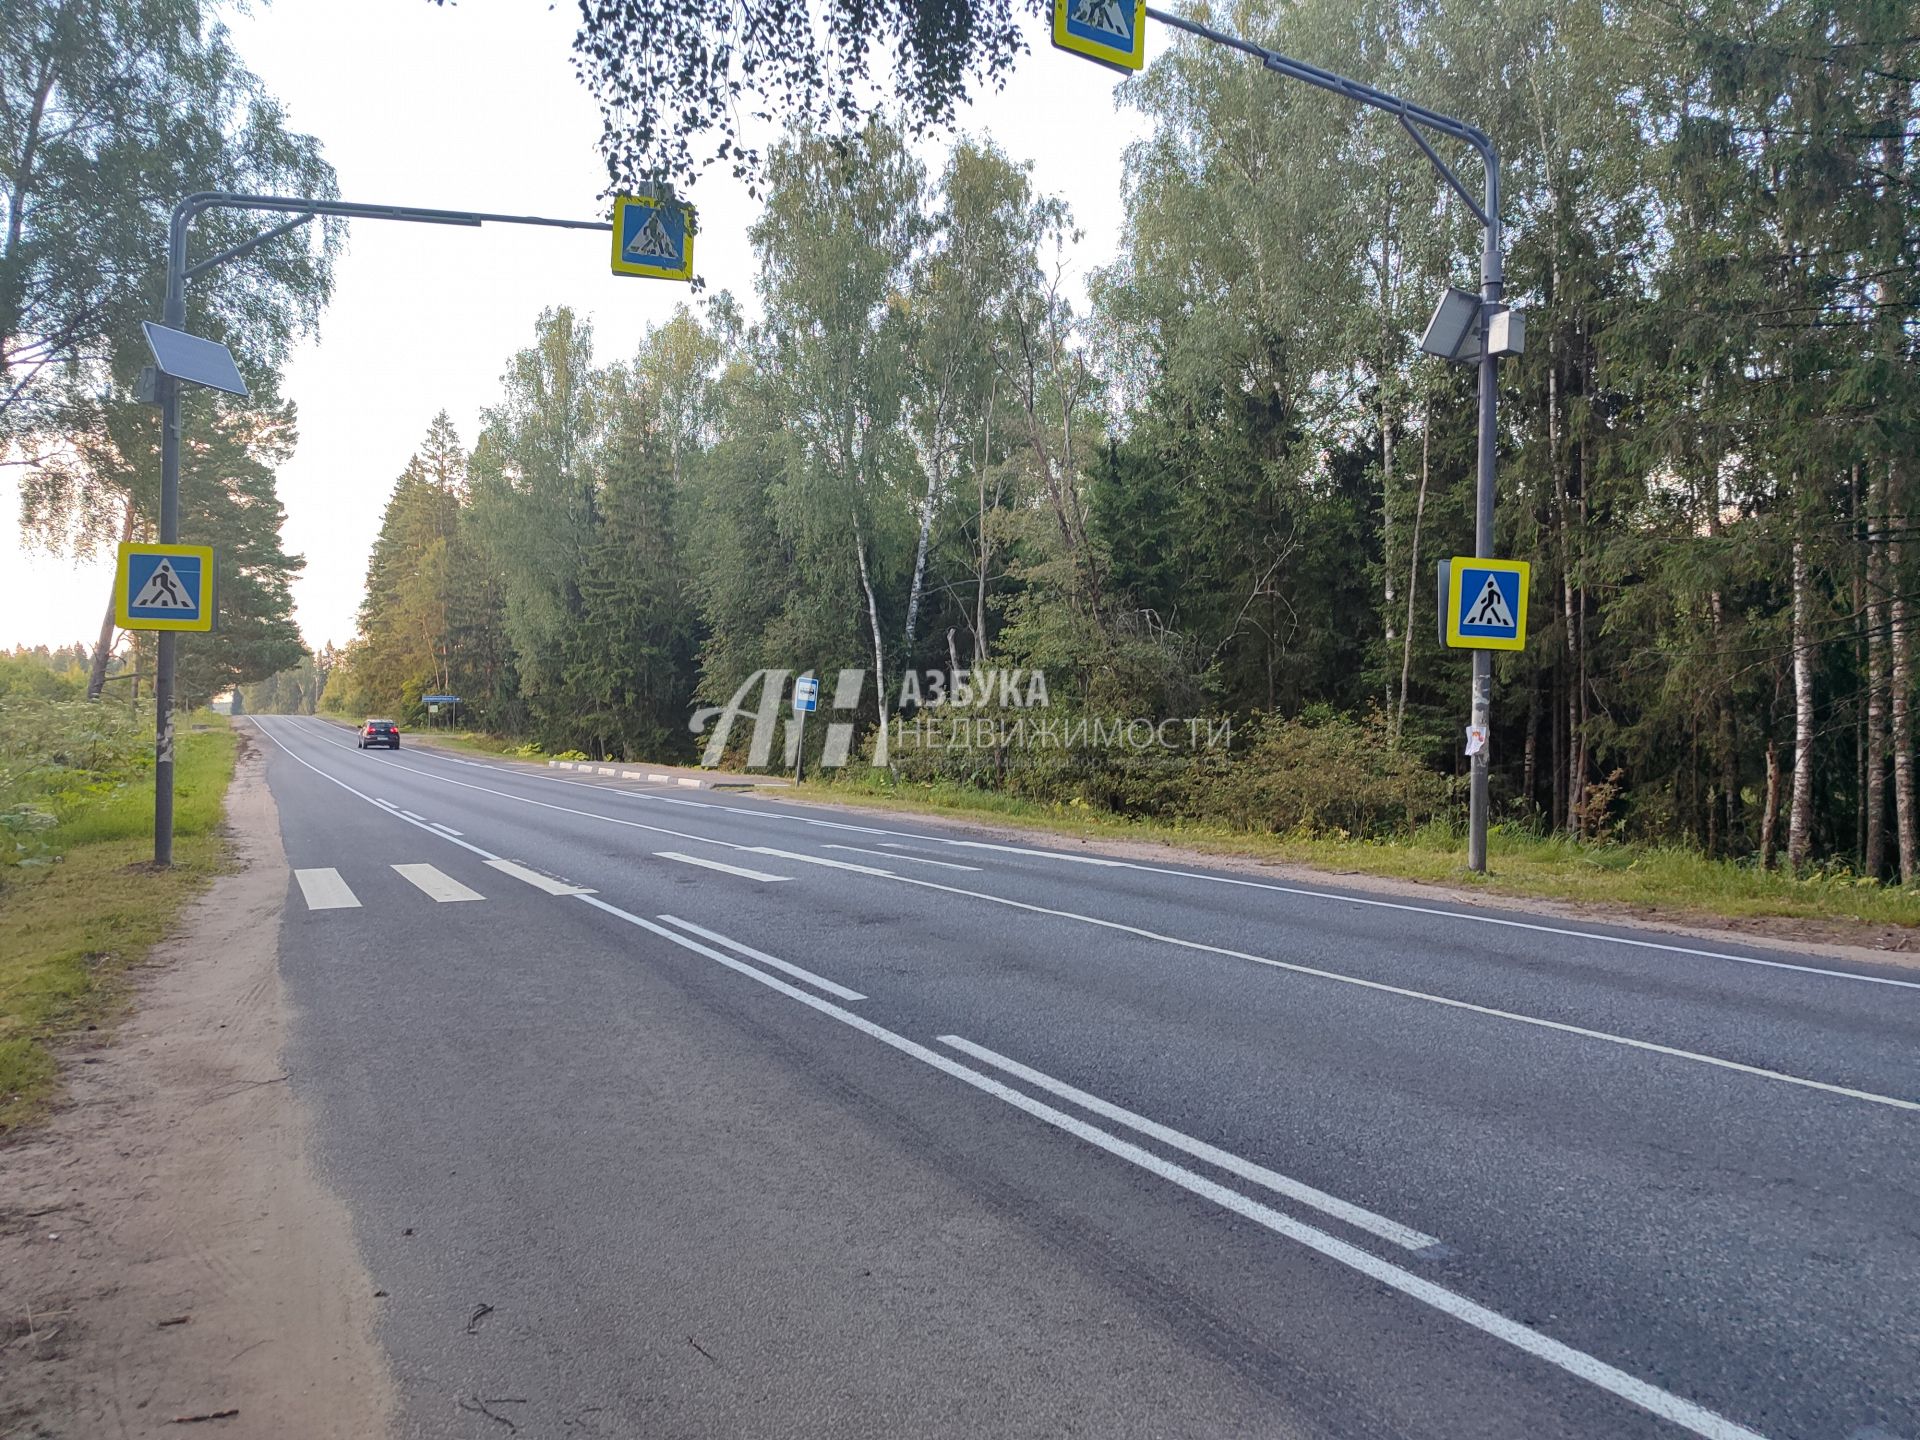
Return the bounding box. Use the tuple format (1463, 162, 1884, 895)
(1, 0, 1149, 655)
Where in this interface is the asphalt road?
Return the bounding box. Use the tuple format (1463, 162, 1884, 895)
(250, 715, 1920, 1440)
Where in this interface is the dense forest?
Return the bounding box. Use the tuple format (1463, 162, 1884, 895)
(299, 0, 1912, 877)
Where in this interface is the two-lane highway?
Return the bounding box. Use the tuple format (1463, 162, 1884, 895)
(252, 715, 1920, 1439)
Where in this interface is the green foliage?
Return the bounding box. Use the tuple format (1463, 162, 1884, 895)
(0, 698, 149, 867)
(0, 714, 235, 1129)
(1181, 711, 1453, 839)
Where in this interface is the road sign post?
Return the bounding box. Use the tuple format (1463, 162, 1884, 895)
(1064, 7, 1512, 871)
(792, 675, 820, 783)
(146, 193, 613, 865)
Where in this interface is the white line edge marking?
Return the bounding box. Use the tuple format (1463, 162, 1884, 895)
(485, 859, 595, 896)
(725, 808, 1920, 993)
(873, 869, 1920, 1115)
(265, 718, 1920, 1111)
(430, 823, 464, 837)
(939, 1035, 1440, 1253)
(392, 863, 485, 902)
(293, 867, 360, 910)
(656, 913, 865, 1000)
(654, 851, 790, 883)
(831, 843, 983, 871)
(570, 890, 1768, 1440)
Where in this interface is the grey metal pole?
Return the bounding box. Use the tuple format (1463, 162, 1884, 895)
(1467, 151, 1503, 874)
(152, 211, 190, 867)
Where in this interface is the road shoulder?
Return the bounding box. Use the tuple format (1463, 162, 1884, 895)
(0, 736, 395, 1438)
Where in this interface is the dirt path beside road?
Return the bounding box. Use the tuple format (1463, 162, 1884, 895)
(0, 738, 394, 1438)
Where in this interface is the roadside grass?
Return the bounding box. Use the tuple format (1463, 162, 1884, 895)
(788, 773, 1920, 933)
(0, 714, 236, 1131)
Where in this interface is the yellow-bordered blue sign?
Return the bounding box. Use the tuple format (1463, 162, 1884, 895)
(611, 194, 694, 280)
(117, 542, 215, 632)
(1445, 557, 1529, 650)
(1052, 0, 1146, 73)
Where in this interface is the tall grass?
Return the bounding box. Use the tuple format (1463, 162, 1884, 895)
(0, 699, 237, 1129)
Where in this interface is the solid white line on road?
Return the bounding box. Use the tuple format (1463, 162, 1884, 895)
(430, 823, 464, 837)
(393, 863, 485, 902)
(830, 843, 983, 871)
(939, 1035, 1441, 1253)
(654, 851, 790, 882)
(572, 889, 1769, 1440)
(399, 809, 429, 823)
(294, 868, 360, 910)
(656, 913, 865, 1000)
(876, 870, 1920, 1116)
(486, 859, 595, 896)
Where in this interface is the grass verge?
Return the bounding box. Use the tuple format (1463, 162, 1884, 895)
(0, 718, 237, 1131)
(788, 774, 1920, 935)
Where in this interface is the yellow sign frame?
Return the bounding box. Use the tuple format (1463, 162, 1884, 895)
(116, 542, 215, 633)
(1051, 0, 1147, 73)
(1445, 557, 1530, 651)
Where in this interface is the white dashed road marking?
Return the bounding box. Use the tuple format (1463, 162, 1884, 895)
(393, 863, 485, 902)
(294, 867, 360, 910)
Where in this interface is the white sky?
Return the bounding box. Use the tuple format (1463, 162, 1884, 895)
(2, 0, 1147, 654)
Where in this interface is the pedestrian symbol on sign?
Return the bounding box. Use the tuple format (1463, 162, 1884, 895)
(1466, 573, 1514, 630)
(132, 559, 192, 609)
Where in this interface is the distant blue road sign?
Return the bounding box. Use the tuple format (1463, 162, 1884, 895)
(1445, 558, 1530, 650)
(793, 676, 820, 713)
(423, 695, 461, 705)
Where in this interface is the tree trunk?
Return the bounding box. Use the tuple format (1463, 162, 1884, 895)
(1394, 397, 1429, 741)
(1866, 461, 1889, 878)
(1787, 537, 1815, 870)
(853, 515, 889, 760)
(86, 498, 139, 699)
(1891, 461, 1916, 883)
(1762, 736, 1781, 870)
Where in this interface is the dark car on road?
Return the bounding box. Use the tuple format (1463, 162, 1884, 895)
(358, 719, 401, 750)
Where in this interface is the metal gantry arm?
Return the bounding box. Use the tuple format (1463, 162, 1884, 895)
(147, 192, 612, 866)
(1139, 5, 1508, 873)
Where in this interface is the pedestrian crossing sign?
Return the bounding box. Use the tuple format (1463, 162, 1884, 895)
(611, 194, 694, 280)
(1445, 557, 1529, 651)
(1052, 0, 1147, 73)
(116, 543, 215, 632)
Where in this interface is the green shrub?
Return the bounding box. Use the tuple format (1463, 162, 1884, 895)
(1180, 711, 1453, 839)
